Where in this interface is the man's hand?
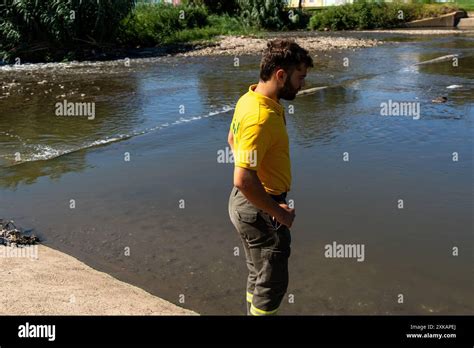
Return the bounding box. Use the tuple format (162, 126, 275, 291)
(275, 203, 295, 228)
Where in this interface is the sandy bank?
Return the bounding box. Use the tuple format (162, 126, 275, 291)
(0, 245, 197, 315)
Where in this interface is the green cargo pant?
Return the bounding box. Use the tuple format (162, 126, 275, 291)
(228, 186, 291, 316)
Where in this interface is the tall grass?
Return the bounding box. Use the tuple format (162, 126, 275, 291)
(118, 3, 209, 46)
(0, 0, 134, 62)
(118, 4, 268, 47)
(166, 14, 260, 44)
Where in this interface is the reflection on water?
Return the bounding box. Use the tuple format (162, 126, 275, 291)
(0, 72, 142, 166)
(0, 32, 472, 315)
(0, 152, 90, 189)
(291, 87, 359, 147)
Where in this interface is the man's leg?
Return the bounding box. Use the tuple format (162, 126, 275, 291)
(249, 225, 291, 316)
(229, 186, 258, 314)
(237, 233, 258, 315)
(229, 187, 291, 315)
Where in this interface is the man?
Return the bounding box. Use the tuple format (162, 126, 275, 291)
(228, 39, 313, 315)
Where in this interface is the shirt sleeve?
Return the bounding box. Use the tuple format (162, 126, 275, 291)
(234, 115, 272, 171)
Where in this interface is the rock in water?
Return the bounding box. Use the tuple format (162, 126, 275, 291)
(432, 96, 448, 103)
(0, 219, 39, 245)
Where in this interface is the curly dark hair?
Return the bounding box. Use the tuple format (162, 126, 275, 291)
(259, 39, 314, 82)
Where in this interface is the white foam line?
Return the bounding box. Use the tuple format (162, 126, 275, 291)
(415, 54, 459, 66)
(297, 53, 461, 97)
(6, 105, 235, 166)
(297, 86, 329, 96)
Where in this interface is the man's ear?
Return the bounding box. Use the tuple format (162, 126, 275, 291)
(275, 68, 287, 85)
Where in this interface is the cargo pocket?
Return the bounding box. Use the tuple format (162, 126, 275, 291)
(234, 210, 258, 241)
(235, 209, 276, 247)
(236, 210, 258, 223)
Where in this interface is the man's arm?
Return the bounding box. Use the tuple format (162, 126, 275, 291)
(233, 166, 295, 228)
(228, 129, 234, 152)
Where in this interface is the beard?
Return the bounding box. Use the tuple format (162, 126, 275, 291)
(277, 76, 299, 101)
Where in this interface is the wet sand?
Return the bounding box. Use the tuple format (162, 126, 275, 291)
(0, 245, 197, 315)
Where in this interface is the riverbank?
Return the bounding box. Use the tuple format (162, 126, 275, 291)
(0, 33, 383, 66)
(0, 245, 197, 315)
(176, 34, 382, 57)
(1, 29, 471, 67)
(174, 28, 474, 57)
(3, 1, 473, 64)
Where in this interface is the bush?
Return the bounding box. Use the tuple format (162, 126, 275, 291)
(136, 14, 258, 45)
(207, 14, 258, 35)
(308, 4, 358, 31)
(0, 0, 134, 62)
(184, 0, 240, 15)
(237, 0, 287, 30)
(286, 8, 312, 30)
(118, 3, 208, 46)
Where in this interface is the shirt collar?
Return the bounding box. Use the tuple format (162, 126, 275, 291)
(248, 84, 284, 118)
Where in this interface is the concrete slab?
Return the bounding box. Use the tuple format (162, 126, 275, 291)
(406, 11, 466, 28)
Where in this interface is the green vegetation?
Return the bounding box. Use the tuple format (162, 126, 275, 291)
(161, 14, 261, 44)
(118, 3, 266, 47)
(238, 0, 288, 29)
(1, 0, 293, 63)
(414, 0, 474, 12)
(455, 0, 474, 11)
(308, 1, 461, 31)
(187, 0, 240, 15)
(0, 0, 469, 63)
(118, 3, 209, 46)
(0, 0, 134, 62)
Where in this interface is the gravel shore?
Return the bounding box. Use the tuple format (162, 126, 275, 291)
(178, 35, 382, 57)
(176, 29, 473, 57)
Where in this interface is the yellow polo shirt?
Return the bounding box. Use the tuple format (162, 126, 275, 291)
(230, 84, 291, 195)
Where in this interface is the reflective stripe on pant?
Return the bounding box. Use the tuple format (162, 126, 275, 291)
(250, 304, 279, 316)
(246, 292, 253, 315)
(229, 186, 291, 316)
